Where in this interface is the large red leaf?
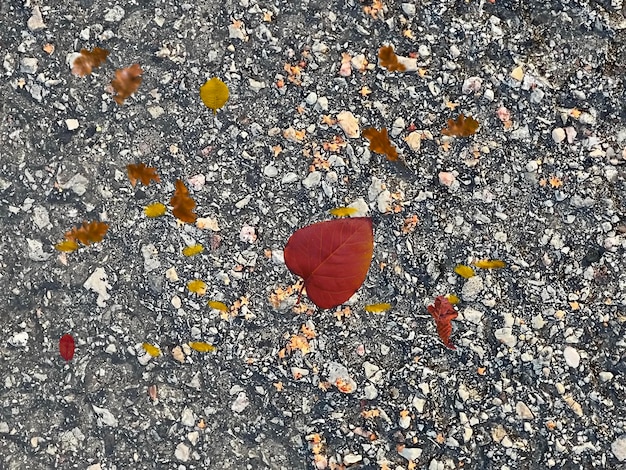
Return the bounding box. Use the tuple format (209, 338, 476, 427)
(284, 217, 374, 309)
(427, 296, 458, 349)
(59, 334, 75, 361)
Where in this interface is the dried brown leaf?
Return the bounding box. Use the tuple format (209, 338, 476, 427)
(362, 127, 399, 161)
(127, 162, 160, 187)
(170, 179, 197, 223)
(378, 45, 406, 72)
(64, 221, 109, 245)
(72, 47, 109, 76)
(111, 64, 143, 104)
(441, 114, 480, 137)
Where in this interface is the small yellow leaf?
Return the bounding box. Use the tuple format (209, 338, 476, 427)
(472, 259, 506, 269)
(199, 77, 229, 114)
(364, 302, 392, 313)
(142, 342, 161, 357)
(182, 244, 204, 257)
(454, 264, 475, 278)
(187, 279, 207, 295)
(329, 207, 358, 217)
(446, 294, 460, 305)
(55, 239, 79, 252)
(207, 300, 228, 312)
(189, 341, 216, 353)
(144, 202, 166, 218)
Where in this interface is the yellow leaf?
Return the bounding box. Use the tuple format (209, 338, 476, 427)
(329, 207, 358, 217)
(364, 302, 392, 313)
(144, 202, 166, 218)
(472, 259, 506, 269)
(142, 342, 161, 357)
(182, 244, 204, 257)
(199, 77, 229, 114)
(189, 341, 216, 353)
(187, 279, 207, 295)
(445, 294, 460, 305)
(454, 264, 475, 278)
(55, 239, 79, 252)
(207, 300, 228, 312)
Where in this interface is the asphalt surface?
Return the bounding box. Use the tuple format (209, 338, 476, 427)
(1, 0, 625, 469)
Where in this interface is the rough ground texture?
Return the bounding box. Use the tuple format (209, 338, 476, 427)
(1, 0, 626, 469)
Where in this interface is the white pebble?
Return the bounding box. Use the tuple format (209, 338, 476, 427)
(181, 408, 195, 427)
(612, 435, 626, 461)
(462, 276, 483, 301)
(8, 331, 29, 347)
(175, 442, 190, 462)
(231, 392, 249, 413)
(398, 447, 422, 462)
(515, 401, 534, 420)
(552, 128, 566, 143)
(563, 346, 580, 368)
(462, 76, 482, 94)
(65, 119, 79, 131)
(302, 171, 322, 189)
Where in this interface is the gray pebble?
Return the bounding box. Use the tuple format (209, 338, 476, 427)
(462, 276, 483, 301)
(20, 58, 38, 74)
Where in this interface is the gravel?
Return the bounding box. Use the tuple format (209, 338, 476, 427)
(1, 0, 625, 469)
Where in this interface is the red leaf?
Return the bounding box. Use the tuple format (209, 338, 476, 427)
(427, 296, 458, 349)
(284, 217, 374, 309)
(59, 334, 75, 361)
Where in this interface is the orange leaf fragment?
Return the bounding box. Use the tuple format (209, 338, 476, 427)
(441, 114, 480, 137)
(127, 163, 160, 187)
(378, 45, 406, 72)
(111, 63, 143, 104)
(472, 259, 506, 269)
(427, 295, 458, 350)
(362, 127, 399, 161)
(64, 221, 109, 245)
(170, 180, 197, 223)
(71, 47, 109, 76)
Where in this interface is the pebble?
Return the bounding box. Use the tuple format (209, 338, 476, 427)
(27, 239, 51, 261)
(563, 346, 580, 368)
(363, 383, 378, 399)
(8, 331, 29, 347)
(231, 392, 249, 413)
(175, 442, 190, 462)
(20, 57, 38, 74)
(363, 361, 383, 384)
(462, 76, 482, 94)
(104, 5, 125, 22)
(336, 111, 360, 138)
(83, 267, 111, 307)
(494, 328, 517, 347)
(463, 308, 483, 324)
(599, 371, 613, 382)
(418, 45, 431, 57)
(462, 276, 483, 301)
(515, 401, 534, 420)
(59, 174, 89, 195)
(530, 88, 544, 103)
(552, 128, 566, 143)
(92, 405, 118, 427)
(27, 6, 46, 31)
(398, 447, 422, 462)
(483, 88, 494, 101)
(612, 435, 626, 461)
(343, 454, 362, 465)
(181, 408, 195, 427)
(281, 172, 298, 184)
(305, 92, 317, 105)
(141, 244, 161, 272)
(263, 164, 278, 177)
(302, 171, 321, 189)
(399, 414, 411, 429)
(65, 119, 79, 131)
(402, 3, 416, 16)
